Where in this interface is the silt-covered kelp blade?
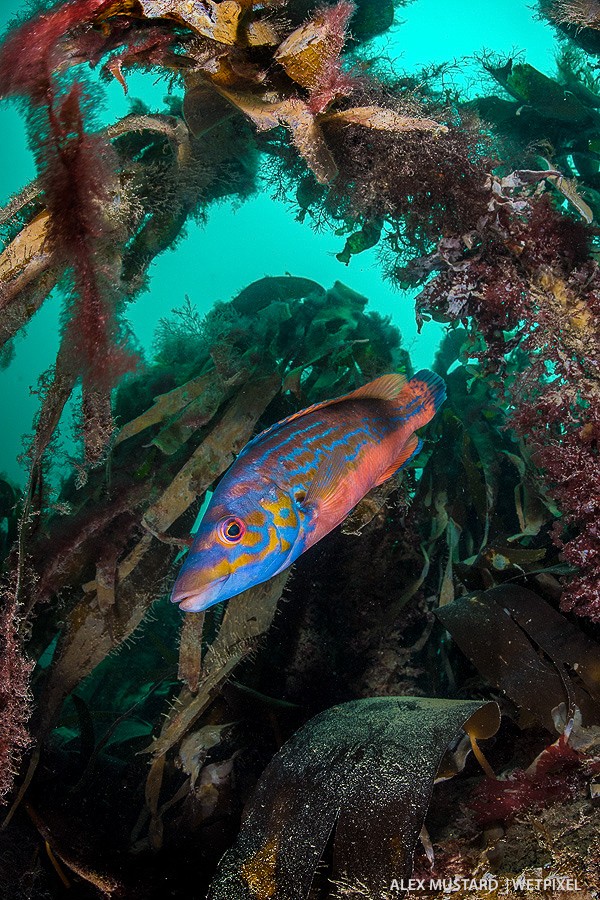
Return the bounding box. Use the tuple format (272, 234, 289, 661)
(208, 697, 500, 899)
(437, 585, 600, 732)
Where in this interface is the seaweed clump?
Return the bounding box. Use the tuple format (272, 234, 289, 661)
(324, 104, 492, 254)
(396, 170, 600, 622)
(267, 83, 494, 267)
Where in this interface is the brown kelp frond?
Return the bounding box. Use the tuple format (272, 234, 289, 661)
(437, 586, 600, 733)
(263, 85, 492, 262)
(208, 698, 499, 899)
(0, 275, 424, 872)
(469, 50, 600, 218)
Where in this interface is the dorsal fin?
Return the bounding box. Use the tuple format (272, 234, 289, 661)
(239, 373, 407, 457)
(343, 373, 407, 401)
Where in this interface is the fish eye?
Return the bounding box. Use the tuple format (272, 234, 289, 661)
(218, 516, 245, 544)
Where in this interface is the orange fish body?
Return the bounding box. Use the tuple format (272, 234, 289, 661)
(171, 371, 445, 611)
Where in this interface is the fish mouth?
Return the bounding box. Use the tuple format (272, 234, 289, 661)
(170, 574, 231, 612)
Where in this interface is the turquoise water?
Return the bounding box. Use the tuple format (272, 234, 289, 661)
(0, 0, 558, 484)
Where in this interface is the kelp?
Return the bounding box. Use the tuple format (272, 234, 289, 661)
(0, 106, 257, 471)
(0, 574, 33, 803)
(33, 374, 281, 739)
(0, 0, 485, 632)
(437, 585, 600, 732)
(209, 698, 500, 899)
(142, 571, 289, 850)
(398, 169, 600, 622)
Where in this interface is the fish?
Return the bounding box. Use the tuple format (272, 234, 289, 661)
(170, 370, 446, 612)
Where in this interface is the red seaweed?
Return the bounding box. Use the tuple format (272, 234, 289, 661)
(413, 185, 600, 621)
(0, 0, 112, 101)
(469, 734, 584, 827)
(35, 83, 136, 461)
(306, 1, 356, 114)
(1, 0, 140, 461)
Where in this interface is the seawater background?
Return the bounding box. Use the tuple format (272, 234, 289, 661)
(0, 0, 558, 485)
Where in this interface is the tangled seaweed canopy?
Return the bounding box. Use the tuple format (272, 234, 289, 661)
(402, 173, 600, 621)
(0, 0, 473, 477)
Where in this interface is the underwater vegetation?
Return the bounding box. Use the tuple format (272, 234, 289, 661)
(0, 0, 599, 898)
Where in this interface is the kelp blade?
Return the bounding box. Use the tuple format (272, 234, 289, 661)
(208, 696, 500, 899)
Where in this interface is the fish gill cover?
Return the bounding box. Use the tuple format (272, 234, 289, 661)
(0, 0, 599, 897)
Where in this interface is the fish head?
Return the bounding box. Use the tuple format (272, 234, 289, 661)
(170, 487, 302, 612)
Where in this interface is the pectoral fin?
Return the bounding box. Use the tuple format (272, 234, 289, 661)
(374, 433, 422, 486)
(303, 447, 350, 518)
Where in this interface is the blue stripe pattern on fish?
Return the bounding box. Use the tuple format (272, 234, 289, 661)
(170, 370, 445, 611)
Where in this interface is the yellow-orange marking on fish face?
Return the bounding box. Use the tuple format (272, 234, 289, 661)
(240, 529, 264, 547)
(203, 558, 230, 582)
(272, 504, 294, 528)
(234, 525, 280, 570)
(245, 509, 267, 527)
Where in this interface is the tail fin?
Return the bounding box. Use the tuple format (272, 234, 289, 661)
(394, 369, 446, 430)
